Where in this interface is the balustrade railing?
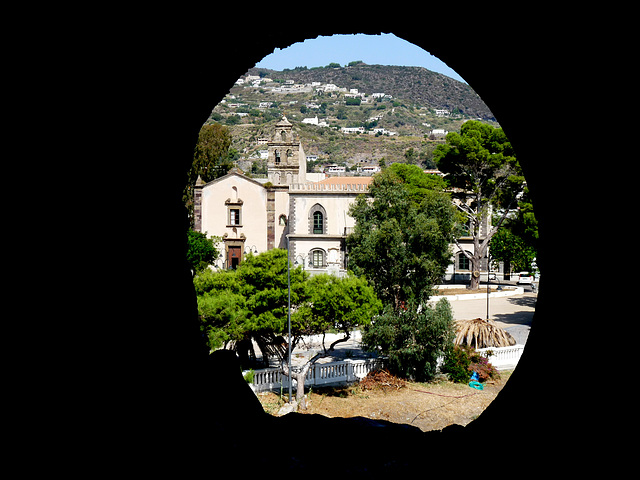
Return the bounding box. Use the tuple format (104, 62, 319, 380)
(249, 345, 524, 393)
(249, 358, 384, 392)
(475, 344, 525, 370)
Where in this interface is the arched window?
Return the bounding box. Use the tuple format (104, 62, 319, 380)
(275, 149, 280, 165)
(308, 204, 327, 234)
(458, 251, 471, 270)
(281, 130, 287, 141)
(311, 249, 325, 268)
(313, 211, 323, 234)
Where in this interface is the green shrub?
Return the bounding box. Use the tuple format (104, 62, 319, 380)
(442, 345, 472, 383)
(362, 299, 455, 382)
(442, 345, 500, 383)
(243, 369, 255, 384)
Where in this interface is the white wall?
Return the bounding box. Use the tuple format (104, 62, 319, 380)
(289, 193, 358, 235)
(201, 175, 268, 254)
(274, 188, 289, 249)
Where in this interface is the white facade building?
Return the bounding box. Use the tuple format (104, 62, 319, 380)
(194, 118, 490, 280)
(194, 117, 369, 276)
(341, 126, 365, 134)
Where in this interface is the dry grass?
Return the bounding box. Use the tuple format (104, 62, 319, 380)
(257, 370, 512, 432)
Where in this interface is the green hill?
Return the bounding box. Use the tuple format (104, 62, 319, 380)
(206, 63, 497, 171)
(250, 64, 494, 120)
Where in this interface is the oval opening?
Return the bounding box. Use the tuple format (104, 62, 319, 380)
(189, 33, 538, 432)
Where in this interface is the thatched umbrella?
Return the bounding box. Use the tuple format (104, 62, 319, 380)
(454, 318, 516, 349)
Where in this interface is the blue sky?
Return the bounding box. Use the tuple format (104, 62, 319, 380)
(254, 33, 466, 83)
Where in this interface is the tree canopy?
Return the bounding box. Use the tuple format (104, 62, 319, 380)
(490, 189, 538, 272)
(191, 123, 233, 184)
(299, 273, 381, 350)
(434, 121, 521, 201)
(186, 230, 220, 275)
(196, 249, 308, 364)
(347, 166, 456, 310)
(386, 163, 447, 203)
(195, 249, 381, 368)
(183, 123, 234, 227)
(433, 120, 527, 288)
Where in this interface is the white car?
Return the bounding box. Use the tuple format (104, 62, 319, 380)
(517, 272, 533, 284)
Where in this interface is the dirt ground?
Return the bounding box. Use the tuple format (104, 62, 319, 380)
(257, 371, 512, 432)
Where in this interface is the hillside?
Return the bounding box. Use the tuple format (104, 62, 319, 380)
(249, 64, 494, 120)
(207, 64, 498, 171)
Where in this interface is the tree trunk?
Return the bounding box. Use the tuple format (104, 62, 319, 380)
(280, 332, 351, 411)
(469, 232, 483, 290)
(295, 372, 307, 410)
(469, 268, 480, 290)
(280, 357, 311, 411)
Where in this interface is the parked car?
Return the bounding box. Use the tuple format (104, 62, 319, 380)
(517, 272, 533, 284)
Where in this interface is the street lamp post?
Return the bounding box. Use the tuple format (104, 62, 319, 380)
(486, 254, 502, 319)
(286, 235, 292, 403)
(486, 270, 490, 320)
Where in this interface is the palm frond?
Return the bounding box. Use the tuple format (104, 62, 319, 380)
(454, 318, 516, 348)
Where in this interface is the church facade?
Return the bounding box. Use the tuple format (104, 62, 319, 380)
(193, 117, 490, 280)
(194, 117, 367, 276)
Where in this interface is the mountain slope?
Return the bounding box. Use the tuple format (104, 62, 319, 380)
(248, 64, 494, 120)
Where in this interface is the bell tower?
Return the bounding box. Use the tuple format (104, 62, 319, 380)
(267, 116, 306, 185)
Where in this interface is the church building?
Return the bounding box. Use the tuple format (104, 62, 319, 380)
(194, 117, 368, 276)
(193, 117, 490, 281)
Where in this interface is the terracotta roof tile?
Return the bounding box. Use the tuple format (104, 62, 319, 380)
(317, 177, 373, 185)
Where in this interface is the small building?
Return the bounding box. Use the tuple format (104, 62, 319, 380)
(431, 129, 448, 136)
(326, 165, 346, 174)
(358, 165, 381, 175)
(341, 126, 365, 134)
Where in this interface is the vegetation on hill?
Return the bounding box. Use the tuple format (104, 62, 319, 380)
(205, 63, 498, 172)
(249, 64, 493, 120)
